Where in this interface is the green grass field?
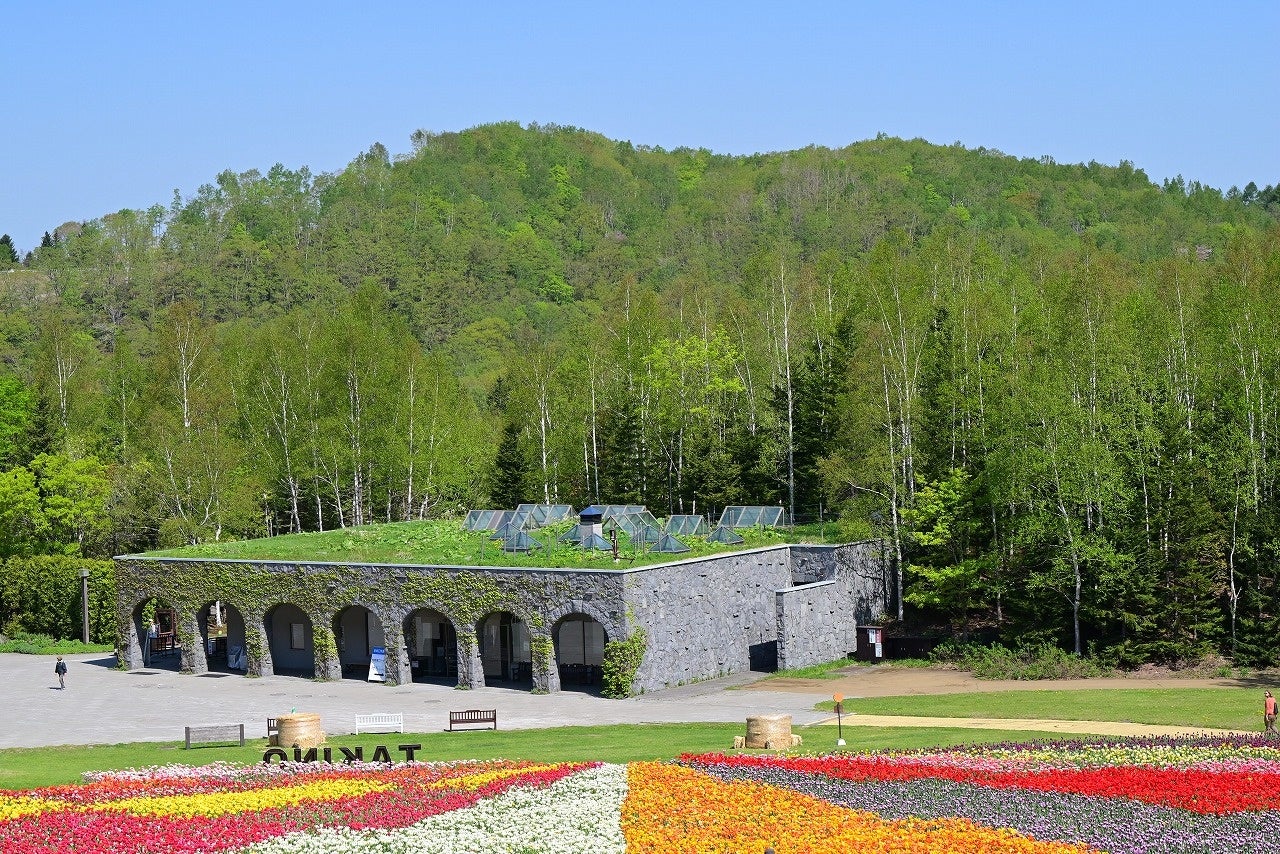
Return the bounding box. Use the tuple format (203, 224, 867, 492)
(0, 722, 1067, 790)
(817, 687, 1265, 731)
(141, 518, 841, 568)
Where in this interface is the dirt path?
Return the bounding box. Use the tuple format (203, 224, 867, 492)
(747, 666, 1261, 738)
(811, 713, 1243, 738)
(749, 666, 1269, 698)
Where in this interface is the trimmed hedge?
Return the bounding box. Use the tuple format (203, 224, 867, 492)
(0, 556, 116, 645)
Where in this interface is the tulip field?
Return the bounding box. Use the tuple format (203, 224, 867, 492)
(2, 735, 1278, 853)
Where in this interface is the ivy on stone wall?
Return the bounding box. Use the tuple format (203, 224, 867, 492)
(530, 634, 554, 694)
(116, 559, 578, 683)
(601, 627, 647, 698)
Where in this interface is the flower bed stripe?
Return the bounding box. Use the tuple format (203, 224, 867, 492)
(623, 761, 1094, 853)
(240, 763, 627, 854)
(686, 753, 1280, 814)
(0, 762, 587, 854)
(694, 761, 1280, 854)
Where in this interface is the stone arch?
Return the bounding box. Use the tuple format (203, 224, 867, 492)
(264, 603, 315, 678)
(332, 605, 386, 679)
(196, 600, 249, 674)
(475, 610, 532, 687)
(403, 607, 459, 686)
(126, 596, 182, 671)
(543, 599, 623, 640)
(552, 611, 610, 690)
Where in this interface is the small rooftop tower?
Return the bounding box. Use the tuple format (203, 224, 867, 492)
(578, 505, 605, 542)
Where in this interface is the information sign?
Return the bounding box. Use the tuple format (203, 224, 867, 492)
(367, 646, 387, 682)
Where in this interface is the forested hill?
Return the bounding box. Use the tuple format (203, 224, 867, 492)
(4, 122, 1280, 665)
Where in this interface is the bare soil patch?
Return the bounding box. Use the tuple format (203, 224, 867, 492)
(748, 665, 1274, 699)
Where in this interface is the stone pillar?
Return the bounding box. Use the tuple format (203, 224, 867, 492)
(380, 614, 407, 686)
(120, 610, 143, 670)
(248, 618, 273, 677)
(314, 620, 343, 681)
(179, 610, 208, 675)
(455, 631, 484, 689)
(532, 632, 560, 694)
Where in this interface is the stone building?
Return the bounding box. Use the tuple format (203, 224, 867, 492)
(113, 539, 892, 694)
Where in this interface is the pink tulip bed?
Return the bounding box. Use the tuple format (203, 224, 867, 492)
(0, 735, 1276, 853)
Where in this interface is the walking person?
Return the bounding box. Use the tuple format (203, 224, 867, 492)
(55, 656, 68, 689)
(1265, 691, 1278, 738)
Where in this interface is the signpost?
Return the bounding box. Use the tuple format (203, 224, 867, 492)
(367, 646, 387, 682)
(834, 693, 845, 747)
(79, 569, 90, 644)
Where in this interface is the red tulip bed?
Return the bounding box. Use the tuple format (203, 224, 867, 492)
(0, 735, 1276, 853)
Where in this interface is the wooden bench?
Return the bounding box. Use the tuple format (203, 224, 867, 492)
(448, 709, 497, 731)
(354, 712, 404, 734)
(184, 723, 245, 749)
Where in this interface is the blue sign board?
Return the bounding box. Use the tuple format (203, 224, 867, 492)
(367, 646, 387, 682)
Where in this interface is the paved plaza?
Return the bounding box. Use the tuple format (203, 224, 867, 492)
(2, 652, 829, 749)
(4, 653, 1242, 749)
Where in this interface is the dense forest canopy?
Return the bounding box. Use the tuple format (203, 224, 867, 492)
(3, 122, 1280, 664)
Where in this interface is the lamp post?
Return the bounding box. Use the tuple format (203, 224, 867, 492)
(79, 568, 90, 644)
(834, 693, 845, 747)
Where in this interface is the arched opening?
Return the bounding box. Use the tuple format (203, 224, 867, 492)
(197, 601, 248, 674)
(333, 606, 386, 679)
(553, 613, 608, 690)
(403, 608, 458, 685)
(477, 612, 531, 687)
(265, 604, 315, 678)
(131, 597, 181, 671)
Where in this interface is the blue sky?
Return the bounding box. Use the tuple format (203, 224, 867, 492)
(3, 1, 1276, 255)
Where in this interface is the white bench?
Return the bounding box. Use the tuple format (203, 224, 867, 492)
(354, 712, 404, 734)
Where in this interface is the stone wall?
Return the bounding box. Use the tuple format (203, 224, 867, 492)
(114, 539, 892, 696)
(622, 547, 793, 693)
(775, 579, 854, 670)
(788, 545, 839, 585)
(832, 540, 894, 624)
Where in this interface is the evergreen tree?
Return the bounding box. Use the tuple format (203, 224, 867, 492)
(599, 396, 645, 505)
(491, 420, 528, 508)
(0, 234, 18, 265)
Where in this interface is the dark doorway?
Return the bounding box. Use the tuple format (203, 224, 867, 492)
(404, 608, 458, 685)
(749, 640, 778, 672)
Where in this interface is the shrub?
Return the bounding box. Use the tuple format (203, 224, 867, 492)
(930, 641, 1109, 680)
(0, 631, 113, 655)
(601, 628, 647, 698)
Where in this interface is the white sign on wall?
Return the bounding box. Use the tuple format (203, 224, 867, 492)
(367, 646, 387, 682)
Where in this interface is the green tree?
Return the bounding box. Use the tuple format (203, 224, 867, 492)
(29, 453, 112, 556)
(0, 466, 46, 557)
(0, 234, 18, 266)
(902, 469, 990, 635)
(492, 419, 528, 507)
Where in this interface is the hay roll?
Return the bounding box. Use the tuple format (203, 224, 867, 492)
(745, 713, 792, 749)
(276, 712, 326, 749)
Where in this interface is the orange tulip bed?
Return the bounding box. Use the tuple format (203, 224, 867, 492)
(1, 735, 1277, 853)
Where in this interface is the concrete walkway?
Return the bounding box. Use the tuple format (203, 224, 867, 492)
(1, 653, 834, 749)
(3, 653, 1248, 749)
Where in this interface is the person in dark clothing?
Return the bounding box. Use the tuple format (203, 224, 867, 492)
(55, 656, 68, 689)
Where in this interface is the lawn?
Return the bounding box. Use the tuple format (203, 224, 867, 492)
(140, 518, 840, 568)
(0, 722, 1068, 790)
(822, 687, 1263, 731)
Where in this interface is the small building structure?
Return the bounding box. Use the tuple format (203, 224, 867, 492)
(113, 539, 892, 695)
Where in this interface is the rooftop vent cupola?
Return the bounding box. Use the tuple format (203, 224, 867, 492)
(578, 505, 605, 541)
